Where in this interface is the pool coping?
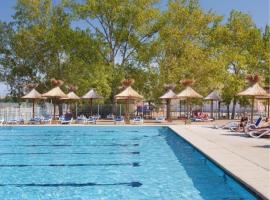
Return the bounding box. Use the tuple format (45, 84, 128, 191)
(168, 125, 269, 200)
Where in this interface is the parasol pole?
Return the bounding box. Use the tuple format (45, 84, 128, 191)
(75, 102, 78, 118)
(251, 96, 255, 123)
(210, 100, 213, 119)
(90, 98, 93, 116)
(186, 99, 189, 118)
(179, 100, 182, 118)
(120, 103, 121, 116)
(166, 99, 171, 122)
(266, 98, 270, 121)
(125, 98, 130, 123)
(32, 100, 35, 118)
(218, 101, 221, 119)
(53, 100, 56, 120)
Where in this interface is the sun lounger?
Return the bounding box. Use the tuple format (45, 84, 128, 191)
(0, 119, 4, 125)
(29, 117, 41, 124)
(94, 115, 101, 120)
(192, 118, 214, 122)
(106, 114, 114, 120)
(6, 118, 24, 125)
(41, 116, 52, 124)
(61, 116, 73, 125)
(155, 116, 166, 123)
(246, 128, 270, 138)
(191, 112, 214, 122)
(58, 115, 65, 122)
(114, 116, 125, 124)
(85, 116, 97, 124)
(132, 116, 144, 124)
(6, 119, 18, 125)
(230, 117, 263, 132)
(213, 121, 238, 129)
(246, 117, 263, 130)
(76, 116, 87, 124)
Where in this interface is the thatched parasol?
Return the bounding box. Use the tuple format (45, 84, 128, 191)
(42, 86, 67, 98)
(114, 79, 143, 123)
(176, 86, 203, 99)
(21, 88, 43, 118)
(204, 90, 221, 119)
(115, 86, 143, 100)
(160, 85, 176, 121)
(61, 91, 80, 100)
(82, 89, 103, 116)
(42, 86, 67, 119)
(61, 91, 80, 117)
(176, 80, 203, 118)
(238, 81, 267, 122)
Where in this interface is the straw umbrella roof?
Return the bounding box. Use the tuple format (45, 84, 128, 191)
(160, 89, 176, 99)
(115, 86, 143, 100)
(255, 87, 270, 99)
(22, 88, 42, 99)
(82, 89, 103, 99)
(176, 86, 203, 99)
(237, 83, 267, 97)
(42, 86, 67, 98)
(204, 90, 221, 101)
(256, 93, 270, 99)
(60, 91, 80, 100)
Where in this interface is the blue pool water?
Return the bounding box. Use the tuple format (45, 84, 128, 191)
(0, 126, 257, 200)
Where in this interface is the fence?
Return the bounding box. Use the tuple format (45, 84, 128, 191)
(0, 100, 268, 121)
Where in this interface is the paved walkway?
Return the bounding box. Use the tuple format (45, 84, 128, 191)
(169, 125, 270, 199)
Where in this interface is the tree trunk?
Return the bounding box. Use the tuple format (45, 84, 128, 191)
(218, 101, 221, 119)
(231, 98, 237, 119)
(226, 104, 230, 119)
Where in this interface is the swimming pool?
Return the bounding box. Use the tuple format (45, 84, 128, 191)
(0, 126, 257, 199)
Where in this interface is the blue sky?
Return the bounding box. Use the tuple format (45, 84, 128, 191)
(0, 0, 269, 95)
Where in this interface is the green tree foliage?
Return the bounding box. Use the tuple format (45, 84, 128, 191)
(211, 10, 267, 118)
(65, 0, 162, 100)
(157, 0, 224, 97)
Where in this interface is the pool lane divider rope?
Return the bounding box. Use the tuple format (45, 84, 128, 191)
(0, 162, 140, 167)
(0, 151, 140, 155)
(0, 143, 139, 147)
(0, 182, 143, 187)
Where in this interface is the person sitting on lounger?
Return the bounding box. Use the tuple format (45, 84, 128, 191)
(232, 115, 248, 132)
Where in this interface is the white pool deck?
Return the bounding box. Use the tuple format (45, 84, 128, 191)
(169, 125, 270, 200)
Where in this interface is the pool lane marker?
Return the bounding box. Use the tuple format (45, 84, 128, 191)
(0, 182, 143, 188)
(0, 151, 140, 155)
(0, 134, 141, 137)
(0, 138, 141, 142)
(0, 143, 139, 147)
(0, 162, 140, 167)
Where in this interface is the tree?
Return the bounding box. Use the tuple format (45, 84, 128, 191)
(156, 0, 223, 97)
(0, 0, 110, 99)
(212, 10, 265, 119)
(66, 0, 161, 98)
